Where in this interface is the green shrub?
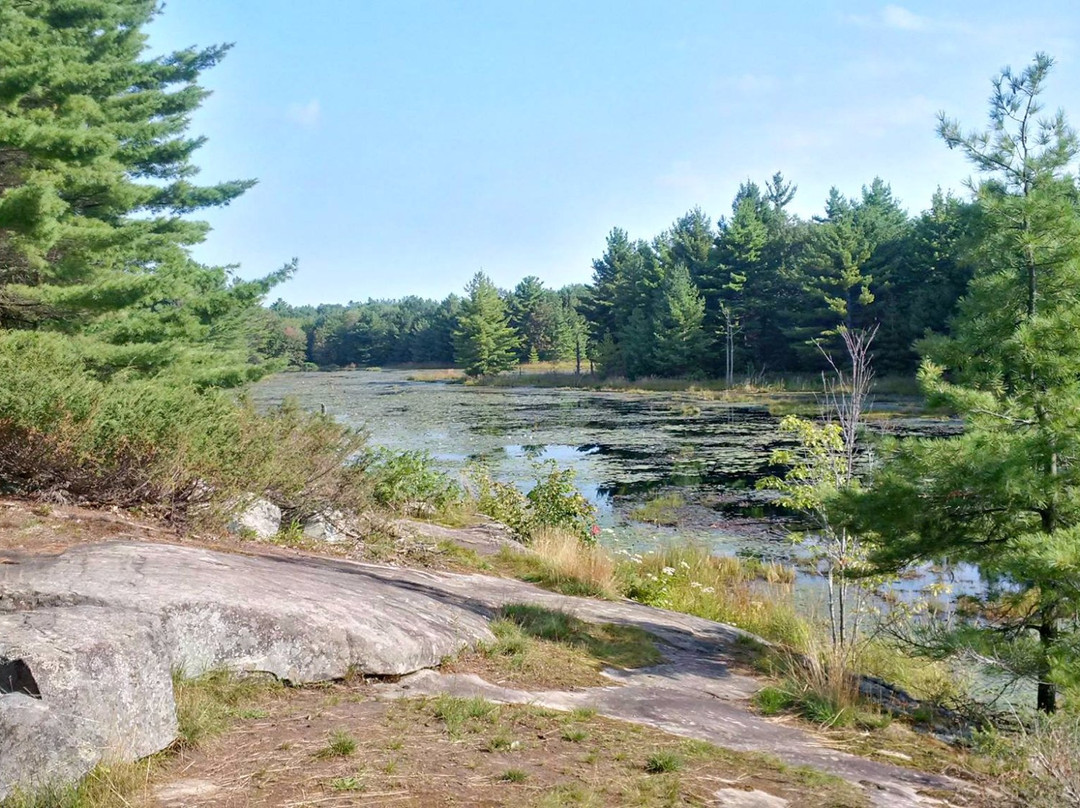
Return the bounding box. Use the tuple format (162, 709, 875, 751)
(0, 332, 371, 520)
(526, 462, 597, 541)
(466, 462, 597, 542)
(466, 463, 533, 537)
(368, 448, 463, 514)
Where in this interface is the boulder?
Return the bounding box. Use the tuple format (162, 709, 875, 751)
(0, 542, 493, 797)
(0, 607, 177, 795)
(225, 496, 281, 540)
(301, 510, 349, 544)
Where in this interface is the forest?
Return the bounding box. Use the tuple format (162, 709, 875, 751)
(262, 176, 973, 379)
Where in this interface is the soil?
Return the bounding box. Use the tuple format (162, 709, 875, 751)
(151, 679, 868, 808)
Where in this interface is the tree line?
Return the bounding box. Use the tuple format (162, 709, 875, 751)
(264, 176, 975, 378)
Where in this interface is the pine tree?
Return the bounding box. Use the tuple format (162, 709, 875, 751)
(651, 264, 706, 377)
(453, 272, 519, 376)
(714, 196, 768, 384)
(0, 0, 289, 387)
(852, 54, 1080, 712)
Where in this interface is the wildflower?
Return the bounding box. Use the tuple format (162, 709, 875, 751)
(690, 581, 702, 589)
(662, 566, 675, 576)
(590, 524, 601, 537)
(679, 561, 690, 569)
(702, 586, 715, 594)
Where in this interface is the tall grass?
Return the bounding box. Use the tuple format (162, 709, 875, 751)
(617, 544, 808, 648)
(530, 527, 618, 597)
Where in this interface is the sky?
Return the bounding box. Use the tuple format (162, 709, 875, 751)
(147, 1, 1080, 306)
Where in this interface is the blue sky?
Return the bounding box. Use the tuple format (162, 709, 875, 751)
(148, 1, 1080, 305)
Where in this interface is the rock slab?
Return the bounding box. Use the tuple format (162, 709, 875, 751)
(0, 542, 492, 798)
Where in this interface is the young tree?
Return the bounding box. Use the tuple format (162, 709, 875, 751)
(714, 196, 768, 385)
(762, 327, 879, 654)
(852, 54, 1080, 712)
(453, 272, 519, 377)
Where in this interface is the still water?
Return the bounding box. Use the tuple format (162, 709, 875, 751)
(252, 370, 964, 575)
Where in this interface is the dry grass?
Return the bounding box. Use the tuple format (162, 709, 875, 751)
(146, 680, 870, 808)
(617, 543, 808, 648)
(0, 760, 160, 808)
(531, 527, 618, 596)
(405, 368, 466, 382)
(445, 603, 664, 689)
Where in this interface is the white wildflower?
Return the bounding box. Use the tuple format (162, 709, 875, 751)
(702, 586, 715, 594)
(690, 581, 702, 589)
(679, 561, 690, 569)
(662, 566, 675, 576)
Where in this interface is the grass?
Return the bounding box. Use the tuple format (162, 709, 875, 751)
(405, 696, 867, 807)
(492, 536, 618, 599)
(445, 603, 664, 689)
(628, 492, 685, 526)
(644, 750, 684, 773)
(317, 729, 358, 758)
(328, 774, 366, 791)
(430, 693, 500, 737)
(173, 668, 283, 749)
(0, 761, 159, 808)
(616, 543, 807, 648)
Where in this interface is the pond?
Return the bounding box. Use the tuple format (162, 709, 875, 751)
(252, 370, 963, 573)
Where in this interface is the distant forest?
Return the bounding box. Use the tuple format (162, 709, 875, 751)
(259, 173, 974, 378)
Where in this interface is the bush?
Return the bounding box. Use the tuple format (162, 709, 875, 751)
(368, 448, 463, 515)
(0, 332, 371, 520)
(974, 711, 1080, 806)
(465, 463, 533, 537)
(466, 462, 597, 542)
(526, 462, 597, 541)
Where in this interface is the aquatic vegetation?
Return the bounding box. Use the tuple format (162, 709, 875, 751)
(629, 493, 685, 526)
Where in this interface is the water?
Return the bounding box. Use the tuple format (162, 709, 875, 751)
(253, 369, 799, 557)
(254, 370, 967, 578)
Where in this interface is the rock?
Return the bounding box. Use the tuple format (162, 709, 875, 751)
(0, 542, 493, 798)
(225, 496, 281, 540)
(301, 510, 349, 543)
(154, 778, 221, 807)
(714, 789, 790, 807)
(0, 607, 177, 796)
(0, 540, 966, 806)
(394, 517, 524, 556)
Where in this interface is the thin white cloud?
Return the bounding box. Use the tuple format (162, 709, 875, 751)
(287, 99, 321, 129)
(843, 5, 931, 32)
(881, 5, 927, 31)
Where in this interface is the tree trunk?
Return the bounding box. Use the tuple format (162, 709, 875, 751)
(1037, 617, 1057, 713)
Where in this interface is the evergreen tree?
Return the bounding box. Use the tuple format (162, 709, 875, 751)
(714, 196, 768, 383)
(453, 272, 519, 376)
(651, 264, 706, 376)
(852, 54, 1080, 712)
(0, 0, 289, 387)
